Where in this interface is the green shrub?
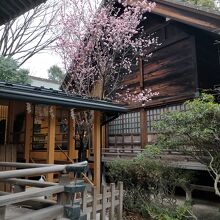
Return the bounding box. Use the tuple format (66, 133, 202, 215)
(107, 154, 196, 219)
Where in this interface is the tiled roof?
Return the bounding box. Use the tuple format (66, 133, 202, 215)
(0, 82, 127, 113)
(0, 0, 47, 25)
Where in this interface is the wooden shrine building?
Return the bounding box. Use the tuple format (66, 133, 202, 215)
(92, 0, 220, 168)
(0, 82, 127, 190)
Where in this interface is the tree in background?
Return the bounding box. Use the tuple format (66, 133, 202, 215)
(0, 0, 60, 67)
(48, 65, 65, 82)
(0, 56, 30, 84)
(181, 0, 218, 9)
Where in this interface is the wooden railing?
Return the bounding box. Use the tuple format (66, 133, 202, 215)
(89, 148, 207, 171)
(0, 162, 123, 220)
(89, 148, 144, 161)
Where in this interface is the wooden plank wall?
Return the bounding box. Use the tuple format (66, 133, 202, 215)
(0, 144, 16, 192)
(107, 21, 198, 150)
(122, 22, 198, 107)
(143, 36, 197, 105)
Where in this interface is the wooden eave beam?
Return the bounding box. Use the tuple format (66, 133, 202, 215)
(152, 1, 220, 34)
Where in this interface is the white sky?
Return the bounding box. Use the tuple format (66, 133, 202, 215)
(21, 50, 63, 79)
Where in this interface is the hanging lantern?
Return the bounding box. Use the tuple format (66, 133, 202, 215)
(26, 103, 31, 114)
(70, 108, 75, 121)
(49, 106, 55, 119)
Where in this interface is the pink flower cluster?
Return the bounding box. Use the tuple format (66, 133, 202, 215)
(56, 0, 158, 103)
(115, 87, 159, 106)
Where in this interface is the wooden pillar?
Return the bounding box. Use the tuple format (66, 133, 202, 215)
(68, 113, 76, 160)
(139, 58, 144, 89)
(140, 109, 147, 148)
(47, 106, 56, 182)
(93, 111, 101, 193)
(102, 126, 105, 149)
(139, 58, 148, 148)
(7, 101, 15, 144)
(24, 109, 32, 163)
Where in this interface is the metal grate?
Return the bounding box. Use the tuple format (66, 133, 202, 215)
(108, 112, 140, 135)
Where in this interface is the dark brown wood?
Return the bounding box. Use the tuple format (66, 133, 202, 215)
(139, 58, 144, 89)
(140, 109, 147, 148)
(151, 0, 220, 33)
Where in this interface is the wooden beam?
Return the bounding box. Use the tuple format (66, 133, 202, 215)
(0, 165, 66, 179)
(0, 178, 57, 188)
(24, 109, 32, 163)
(7, 101, 14, 144)
(152, 0, 220, 34)
(140, 109, 147, 148)
(93, 111, 101, 193)
(102, 126, 106, 148)
(139, 58, 144, 89)
(68, 113, 77, 160)
(0, 185, 64, 207)
(47, 106, 56, 182)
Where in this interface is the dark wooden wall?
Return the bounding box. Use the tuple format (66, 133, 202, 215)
(122, 20, 198, 107)
(107, 14, 220, 150)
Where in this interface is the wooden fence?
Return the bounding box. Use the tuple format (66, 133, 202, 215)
(79, 182, 123, 220)
(0, 161, 123, 220)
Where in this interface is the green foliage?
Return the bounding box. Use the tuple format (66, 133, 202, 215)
(107, 152, 194, 189)
(146, 203, 195, 220)
(181, 0, 218, 10)
(0, 56, 30, 84)
(154, 93, 220, 172)
(107, 154, 195, 219)
(48, 65, 65, 82)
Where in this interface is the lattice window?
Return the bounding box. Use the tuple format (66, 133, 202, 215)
(146, 104, 186, 133)
(108, 112, 140, 135)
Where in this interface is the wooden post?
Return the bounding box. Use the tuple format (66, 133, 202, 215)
(0, 206, 6, 220)
(24, 110, 32, 163)
(110, 183, 115, 220)
(82, 187, 87, 214)
(91, 186, 97, 220)
(93, 111, 101, 193)
(47, 106, 56, 182)
(118, 182, 123, 220)
(68, 114, 76, 160)
(7, 101, 14, 144)
(101, 184, 106, 220)
(57, 174, 71, 207)
(140, 109, 147, 148)
(139, 58, 144, 89)
(186, 189, 192, 202)
(102, 126, 105, 149)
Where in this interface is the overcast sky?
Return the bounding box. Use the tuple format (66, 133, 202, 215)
(21, 50, 63, 79)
